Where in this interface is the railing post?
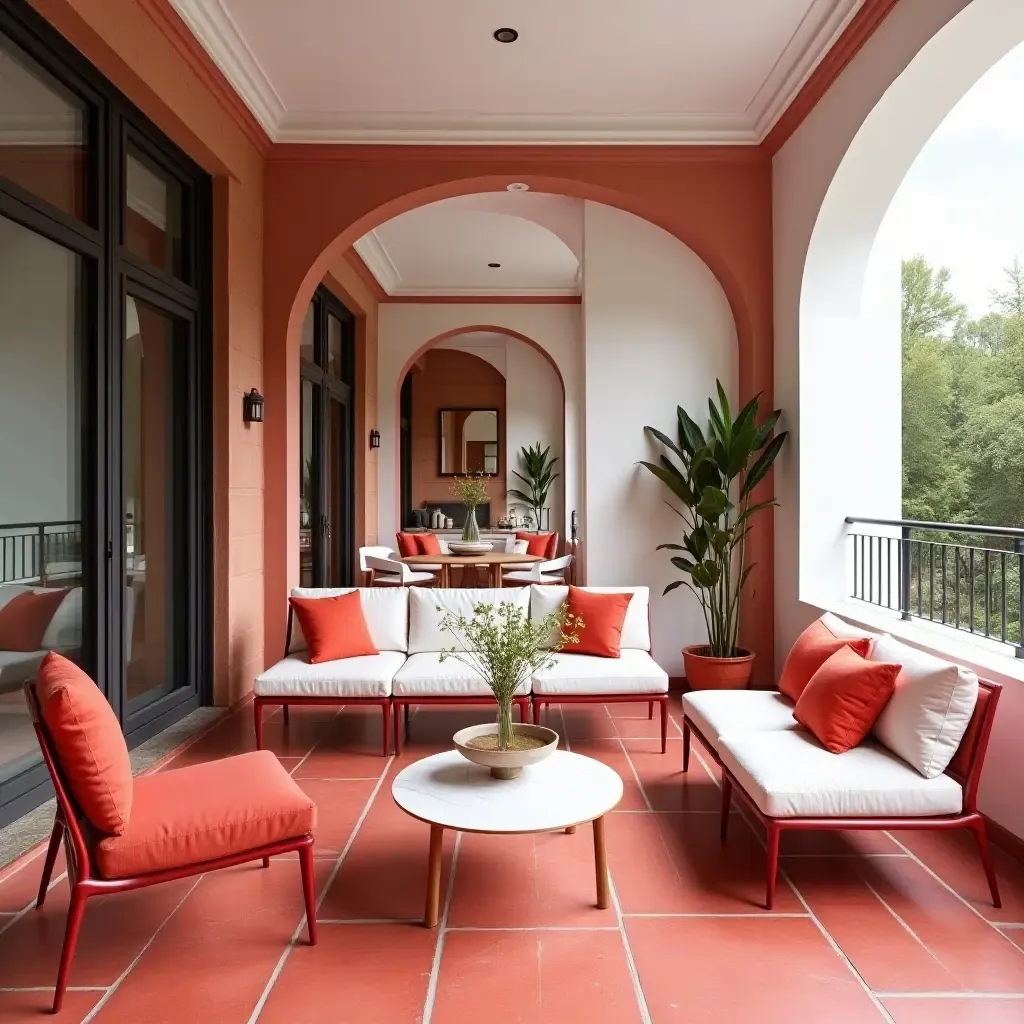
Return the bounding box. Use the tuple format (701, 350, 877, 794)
(901, 526, 912, 621)
(1016, 538, 1024, 659)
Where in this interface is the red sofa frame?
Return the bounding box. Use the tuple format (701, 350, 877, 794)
(24, 681, 318, 1015)
(682, 679, 1002, 911)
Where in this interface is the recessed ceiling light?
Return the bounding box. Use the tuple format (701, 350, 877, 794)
(487, 263, 501, 268)
(506, 182, 530, 192)
(493, 27, 518, 43)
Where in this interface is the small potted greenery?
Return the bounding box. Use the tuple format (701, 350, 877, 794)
(508, 443, 559, 533)
(439, 600, 581, 778)
(449, 472, 490, 551)
(640, 381, 787, 689)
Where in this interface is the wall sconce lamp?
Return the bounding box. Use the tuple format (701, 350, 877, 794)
(243, 388, 264, 424)
(369, 428, 381, 449)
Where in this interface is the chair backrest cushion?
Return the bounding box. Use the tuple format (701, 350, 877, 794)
(289, 588, 409, 653)
(36, 651, 133, 835)
(0, 588, 69, 652)
(408, 587, 530, 654)
(416, 533, 442, 556)
(516, 531, 556, 558)
(819, 611, 877, 643)
(288, 592, 379, 663)
(395, 533, 420, 558)
(359, 546, 395, 573)
(869, 633, 979, 778)
(778, 620, 871, 703)
(530, 586, 651, 651)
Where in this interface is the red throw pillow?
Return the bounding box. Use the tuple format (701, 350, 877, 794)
(289, 592, 379, 663)
(36, 652, 133, 835)
(516, 531, 554, 558)
(0, 588, 68, 652)
(794, 646, 900, 753)
(778, 620, 871, 703)
(416, 533, 441, 556)
(565, 586, 632, 658)
(396, 533, 420, 558)
(544, 533, 559, 559)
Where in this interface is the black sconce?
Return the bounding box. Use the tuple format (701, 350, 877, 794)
(369, 428, 381, 449)
(243, 388, 264, 424)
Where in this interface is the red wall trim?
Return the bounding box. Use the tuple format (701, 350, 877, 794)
(762, 0, 901, 156)
(383, 294, 581, 305)
(341, 247, 387, 302)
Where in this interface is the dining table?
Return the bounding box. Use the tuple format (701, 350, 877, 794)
(400, 552, 543, 588)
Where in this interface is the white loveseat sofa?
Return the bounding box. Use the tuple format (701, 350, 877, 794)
(254, 584, 669, 756)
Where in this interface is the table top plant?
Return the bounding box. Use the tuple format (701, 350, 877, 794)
(450, 472, 490, 543)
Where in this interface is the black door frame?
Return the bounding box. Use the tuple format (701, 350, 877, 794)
(0, 2, 212, 826)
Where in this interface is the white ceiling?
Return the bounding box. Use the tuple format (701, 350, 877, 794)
(169, 0, 865, 144)
(354, 193, 582, 296)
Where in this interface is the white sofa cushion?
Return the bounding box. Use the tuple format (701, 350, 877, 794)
(869, 634, 979, 779)
(42, 587, 83, 650)
(255, 650, 405, 698)
(288, 587, 409, 653)
(820, 611, 877, 643)
(393, 651, 530, 697)
(682, 690, 798, 748)
(407, 587, 530, 655)
(0, 649, 48, 693)
(719, 730, 963, 818)
(532, 649, 668, 695)
(530, 586, 651, 651)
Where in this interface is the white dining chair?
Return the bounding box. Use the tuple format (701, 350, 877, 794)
(358, 546, 397, 587)
(364, 554, 436, 587)
(502, 553, 572, 585)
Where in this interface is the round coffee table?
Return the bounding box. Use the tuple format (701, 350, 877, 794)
(392, 749, 623, 927)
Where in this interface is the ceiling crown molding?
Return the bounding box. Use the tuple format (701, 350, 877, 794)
(353, 231, 402, 294)
(168, 0, 285, 136)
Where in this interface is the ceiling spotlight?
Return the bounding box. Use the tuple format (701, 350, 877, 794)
(487, 263, 501, 268)
(493, 27, 518, 43)
(506, 182, 530, 192)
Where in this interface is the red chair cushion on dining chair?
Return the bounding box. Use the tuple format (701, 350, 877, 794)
(36, 652, 134, 836)
(415, 533, 442, 556)
(95, 750, 316, 878)
(516, 532, 555, 558)
(396, 533, 420, 558)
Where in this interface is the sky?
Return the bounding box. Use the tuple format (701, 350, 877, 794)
(880, 40, 1024, 318)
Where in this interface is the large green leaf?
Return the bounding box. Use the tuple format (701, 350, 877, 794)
(663, 580, 688, 596)
(691, 559, 722, 588)
(734, 498, 778, 526)
(716, 379, 732, 430)
(645, 425, 689, 466)
(753, 410, 782, 451)
(741, 431, 788, 498)
(656, 543, 687, 551)
(638, 461, 690, 503)
(707, 398, 728, 445)
(669, 556, 696, 574)
(696, 486, 730, 521)
(677, 406, 706, 454)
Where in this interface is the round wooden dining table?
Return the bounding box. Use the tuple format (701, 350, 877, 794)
(400, 552, 543, 588)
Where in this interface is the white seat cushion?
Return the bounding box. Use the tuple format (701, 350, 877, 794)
(374, 572, 436, 585)
(718, 730, 963, 818)
(530, 586, 651, 651)
(532, 649, 668, 695)
(407, 587, 530, 655)
(255, 651, 406, 698)
(869, 634, 979, 779)
(682, 690, 798, 748)
(503, 571, 563, 584)
(289, 587, 409, 653)
(393, 651, 530, 697)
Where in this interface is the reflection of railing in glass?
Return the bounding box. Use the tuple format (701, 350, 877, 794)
(0, 520, 82, 585)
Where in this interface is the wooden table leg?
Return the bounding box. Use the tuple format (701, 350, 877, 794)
(440, 563, 451, 588)
(490, 562, 502, 588)
(593, 816, 610, 910)
(424, 824, 444, 928)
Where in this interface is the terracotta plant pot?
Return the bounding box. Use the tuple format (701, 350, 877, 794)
(682, 644, 755, 690)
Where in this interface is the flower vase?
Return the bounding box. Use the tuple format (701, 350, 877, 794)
(496, 699, 514, 752)
(462, 505, 480, 543)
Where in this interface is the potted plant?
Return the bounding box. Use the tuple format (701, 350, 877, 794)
(508, 443, 559, 533)
(439, 600, 581, 778)
(640, 381, 787, 689)
(450, 472, 490, 545)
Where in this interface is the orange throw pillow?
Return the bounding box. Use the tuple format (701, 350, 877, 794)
(289, 592, 379, 663)
(778, 620, 871, 702)
(416, 533, 441, 556)
(516, 532, 554, 558)
(565, 586, 632, 658)
(794, 646, 900, 753)
(36, 652, 133, 835)
(0, 588, 68, 652)
(396, 533, 420, 558)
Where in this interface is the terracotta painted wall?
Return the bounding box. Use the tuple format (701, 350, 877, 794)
(31, 0, 268, 705)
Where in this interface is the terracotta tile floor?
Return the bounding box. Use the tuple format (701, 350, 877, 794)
(2, 698, 1024, 1022)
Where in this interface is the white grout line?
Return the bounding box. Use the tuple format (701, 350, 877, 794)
(81, 876, 204, 1023)
(285, 706, 347, 778)
(860, 876, 951, 977)
(781, 852, 909, 859)
(877, 991, 1024, 999)
(623, 912, 810, 919)
(609, 874, 653, 1024)
(445, 925, 622, 932)
(318, 917, 421, 925)
(0, 870, 68, 938)
(246, 749, 395, 1024)
(998, 923, 1024, 929)
(421, 832, 462, 1024)
(616, 736, 654, 812)
(0, 846, 45, 887)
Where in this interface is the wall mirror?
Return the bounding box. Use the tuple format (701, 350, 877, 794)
(439, 408, 499, 475)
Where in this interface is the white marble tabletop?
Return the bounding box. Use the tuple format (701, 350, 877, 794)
(392, 749, 623, 833)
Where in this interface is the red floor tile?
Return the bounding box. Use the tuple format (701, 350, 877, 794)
(448, 827, 615, 928)
(627, 916, 882, 1023)
(0, 847, 63, 913)
(565, 738, 648, 810)
(882, 997, 1024, 1023)
(431, 929, 642, 1024)
(257, 923, 436, 1024)
(550, 706, 619, 742)
(295, 779, 377, 858)
(787, 855, 1024, 992)
(1001, 926, 1024, 953)
(622, 738, 721, 812)
(0, 988, 103, 1022)
(777, 829, 903, 856)
(607, 810, 801, 914)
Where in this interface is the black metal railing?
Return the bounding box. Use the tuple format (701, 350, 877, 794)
(0, 520, 82, 586)
(845, 517, 1024, 658)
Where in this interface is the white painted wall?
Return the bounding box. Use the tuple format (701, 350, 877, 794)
(582, 201, 737, 676)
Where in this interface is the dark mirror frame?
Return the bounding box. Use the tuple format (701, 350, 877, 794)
(437, 407, 500, 476)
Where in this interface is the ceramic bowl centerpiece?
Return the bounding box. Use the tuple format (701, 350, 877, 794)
(438, 600, 583, 779)
(448, 541, 493, 556)
(450, 472, 489, 545)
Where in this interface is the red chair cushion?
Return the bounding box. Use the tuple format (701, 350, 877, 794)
(565, 586, 632, 658)
(396, 533, 420, 558)
(416, 533, 442, 556)
(0, 588, 68, 652)
(778, 620, 871, 702)
(288, 592, 379, 663)
(96, 750, 316, 878)
(794, 646, 900, 754)
(36, 652, 133, 835)
(516, 532, 555, 558)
